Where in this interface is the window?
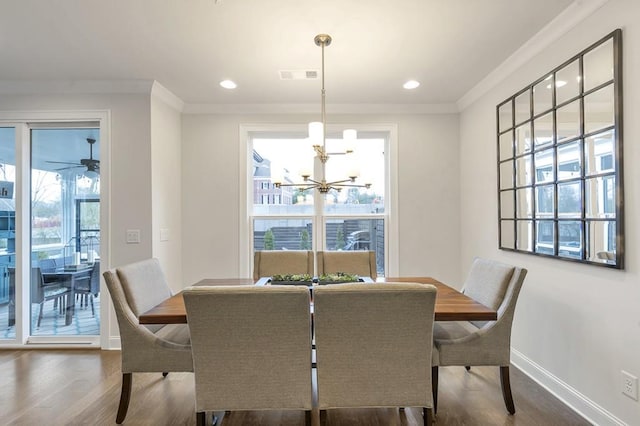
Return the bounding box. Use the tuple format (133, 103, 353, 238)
(249, 129, 389, 276)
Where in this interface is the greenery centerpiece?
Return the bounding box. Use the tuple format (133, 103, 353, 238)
(317, 272, 360, 285)
(270, 274, 313, 285)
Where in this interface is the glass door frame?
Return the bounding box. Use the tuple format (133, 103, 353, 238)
(0, 111, 110, 348)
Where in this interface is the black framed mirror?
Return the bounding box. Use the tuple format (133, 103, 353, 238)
(496, 29, 623, 268)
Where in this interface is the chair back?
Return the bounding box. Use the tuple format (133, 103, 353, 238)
(89, 260, 101, 295)
(316, 250, 377, 279)
(462, 257, 528, 329)
(115, 258, 172, 317)
(29, 267, 46, 304)
(313, 282, 436, 410)
(183, 285, 313, 412)
(253, 250, 314, 280)
(103, 261, 192, 373)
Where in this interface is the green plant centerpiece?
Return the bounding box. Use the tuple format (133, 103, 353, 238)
(270, 274, 313, 285)
(317, 272, 360, 285)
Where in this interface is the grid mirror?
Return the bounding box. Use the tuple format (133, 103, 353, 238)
(496, 29, 623, 268)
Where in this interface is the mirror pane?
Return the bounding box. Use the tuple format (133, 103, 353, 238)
(535, 220, 555, 255)
(557, 141, 581, 181)
(585, 130, 614, 176)
(536, 184, 555, 217)
(499, 101, 513, 132)
(515, 123, 532, 155)
(516, 187, 533, 218)
(499, 131, 513, 160)
(587, 220, 616, 264)
(533, 112, 553, 149)
(585, 176, 615, 218)
(585, 84, 614, 134)
(556, 99, 581, 142)
(517, 220, 534, 251)
(515, 90, 531, 125)
(516, 155, 533, 186)
(556, 60, 580, 105)
(584, 39, 613, 92)
(558, 181, 582, 217)
(501, 220, 515, 249)
(501, 190, 515, 219)
(534, 148, 554, 184)
(534, 75, 553, 116)
(558, 220, 582, 259)
(500, 161, 514, 189)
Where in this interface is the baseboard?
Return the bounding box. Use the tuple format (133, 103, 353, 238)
(511, 348, 626, 426)
(106, 336, 121, 350)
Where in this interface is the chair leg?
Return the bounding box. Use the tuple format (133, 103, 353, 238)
(196, 411, 206, 426)
(90, 295, 95, 316)
(423, 407, 433, 426)
(116, 373, 133, 424)
(500, 366, 516, 415)
(162, 372, 169, 377)
(304, 409, 312, 426)
(431, 366, 439, 414)
(37, 303, 44, 328)
(319, 409, 328, 426)
(465, 366, 471, 371)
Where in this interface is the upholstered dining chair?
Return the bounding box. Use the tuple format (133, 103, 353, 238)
(183, 285, 313, 426)
(431, 257, 528, 415)
(103, 258, 193, 424)
(253, 250, 314, 280)
(313, 282, 437, 426)
(316, 250, 377, 279)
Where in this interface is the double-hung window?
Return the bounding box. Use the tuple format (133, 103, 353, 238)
(247, 126, 391, 277)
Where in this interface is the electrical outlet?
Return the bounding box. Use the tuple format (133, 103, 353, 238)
(622, 370, 638, 401)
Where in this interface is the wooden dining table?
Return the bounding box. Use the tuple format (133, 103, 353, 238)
(138, 276, 497, 324)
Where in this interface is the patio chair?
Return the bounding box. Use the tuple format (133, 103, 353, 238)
(75, 261, 100, 316)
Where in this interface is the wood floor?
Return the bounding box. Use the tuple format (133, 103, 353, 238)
(0, 349, 590, 425)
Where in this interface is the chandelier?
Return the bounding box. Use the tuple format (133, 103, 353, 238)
(274, 34, 371, 194)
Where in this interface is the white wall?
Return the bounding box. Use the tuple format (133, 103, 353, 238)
(0, 92, 154, 346)
(150, 84, 183, 292)
(180, 113, 462, 286)
(459, 1, 640, 424)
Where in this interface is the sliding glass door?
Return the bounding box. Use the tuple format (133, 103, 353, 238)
(0, 123, 101, 343)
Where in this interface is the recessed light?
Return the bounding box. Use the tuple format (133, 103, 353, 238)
(220, 80, 237, 89)
(403, 80, 420, 90)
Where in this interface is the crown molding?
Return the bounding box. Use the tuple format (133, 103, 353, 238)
(151, 81, 185, 112)
(456, 0, 610, 111)
(183, 102, 458, 115)
(0, 79, 154, 95)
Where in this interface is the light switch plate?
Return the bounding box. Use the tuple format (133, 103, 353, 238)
(126, 229, 141, 244)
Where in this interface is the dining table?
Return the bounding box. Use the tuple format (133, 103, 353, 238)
(138, 276, 497, 324)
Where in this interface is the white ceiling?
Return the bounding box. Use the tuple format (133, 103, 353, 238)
(0, 0, 580, 108)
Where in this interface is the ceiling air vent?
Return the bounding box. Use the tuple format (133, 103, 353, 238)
(279, 70, 319, 80)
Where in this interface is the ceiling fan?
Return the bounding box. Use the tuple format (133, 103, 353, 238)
(48, 137, 100, 176)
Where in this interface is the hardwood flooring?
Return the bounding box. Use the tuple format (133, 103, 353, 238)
(0, 349, 589, 425)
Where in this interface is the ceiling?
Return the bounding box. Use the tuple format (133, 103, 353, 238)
(0, 0, 578, 108)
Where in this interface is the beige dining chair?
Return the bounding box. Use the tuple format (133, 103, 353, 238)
(183, 285, 313, 426)
(314, 282, 437, 426)
(103, 258, 193, 424)
(431, 257, 528, 415)
(316, 250, 377, 279)
(253, 250, 314, 280)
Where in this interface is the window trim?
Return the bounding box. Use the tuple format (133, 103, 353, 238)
(239, 123, 398, 277)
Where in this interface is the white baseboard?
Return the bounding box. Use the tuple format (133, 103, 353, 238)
(511, 348, 626, 426)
